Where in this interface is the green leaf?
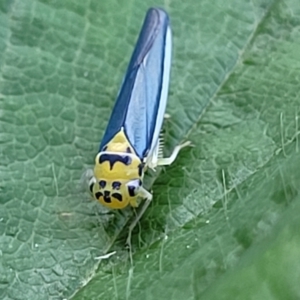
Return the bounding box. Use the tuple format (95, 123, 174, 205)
(1, 0, 300, 299)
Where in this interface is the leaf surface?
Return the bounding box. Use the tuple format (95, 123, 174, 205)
(0, 0, 299, 299)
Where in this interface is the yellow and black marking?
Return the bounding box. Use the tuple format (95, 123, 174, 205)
(98, 153, 132, 170)
(90, 129, 145, 209)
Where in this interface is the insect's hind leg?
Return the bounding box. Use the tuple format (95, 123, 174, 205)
(157, 141, 191, 166)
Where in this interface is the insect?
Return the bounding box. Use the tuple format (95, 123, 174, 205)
(88, 7, 190, 244)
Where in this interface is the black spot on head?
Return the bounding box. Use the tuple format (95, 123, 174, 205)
(112, 181, 121, 190)
(102, 145, 108, 151)
(126, 147, 132, 153)
(99, 180, 106, 188)
(103, 191, 111, 203)
(112, 193, 122, 202)
(95, 191, 103, 200)
(138, 163, 144, 177)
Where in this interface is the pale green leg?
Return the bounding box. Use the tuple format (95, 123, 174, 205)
(126, 141, 191, 246)
(157, 141, 191, 166)
(126, 187, 153, 246)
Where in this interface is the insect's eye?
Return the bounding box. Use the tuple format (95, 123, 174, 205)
(88, 177, 96, 193)
(127, 179, 142, 197)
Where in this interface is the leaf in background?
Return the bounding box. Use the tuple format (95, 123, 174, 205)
(0, 0, 300, 300)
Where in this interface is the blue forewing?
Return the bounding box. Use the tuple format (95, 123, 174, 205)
(99, 7, 171, 159)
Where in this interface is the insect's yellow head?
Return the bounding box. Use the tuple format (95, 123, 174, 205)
(89, 152, 144, 209)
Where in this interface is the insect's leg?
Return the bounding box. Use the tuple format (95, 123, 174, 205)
(126, 187, 153, 246)
(157, 141, 191, 166)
